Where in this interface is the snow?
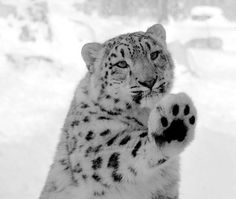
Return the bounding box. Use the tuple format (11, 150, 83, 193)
(0, 1, 236, 199)
(191, 6, 223, 16)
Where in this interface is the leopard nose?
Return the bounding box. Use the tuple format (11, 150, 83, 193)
(138, 78, 157, 89)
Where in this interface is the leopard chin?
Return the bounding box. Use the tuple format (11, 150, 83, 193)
(140, 93, 164, 110)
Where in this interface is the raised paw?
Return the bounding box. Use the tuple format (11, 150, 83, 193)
(148, 93, 197, 156)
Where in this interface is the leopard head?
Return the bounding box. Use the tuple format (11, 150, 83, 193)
(81, 24, 174, 109)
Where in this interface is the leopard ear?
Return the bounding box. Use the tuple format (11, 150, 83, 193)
(81, 42, 103, 73)
(146, 24, 166, 43)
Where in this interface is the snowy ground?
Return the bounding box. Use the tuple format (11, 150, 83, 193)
(0, 1, 236, 199)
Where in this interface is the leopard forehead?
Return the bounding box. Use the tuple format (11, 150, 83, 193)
(103, 32, 160, 59)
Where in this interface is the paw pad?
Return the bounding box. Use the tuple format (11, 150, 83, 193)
(184, 105, 190, 115)
(172, 104, 179, 116)
(161, 117, 168, 127)
(153, 103, 196, 146)
(162, 119, 188, 143)
(189, 116, 195, 125)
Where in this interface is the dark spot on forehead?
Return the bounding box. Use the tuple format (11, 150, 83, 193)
(145, 42, 151, 50)
(120, 48, 125, 58)
(111, 53, 117, 58)
(140, 43, 145, 54)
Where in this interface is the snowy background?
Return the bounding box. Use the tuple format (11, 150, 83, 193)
(0, 0, 236, 199)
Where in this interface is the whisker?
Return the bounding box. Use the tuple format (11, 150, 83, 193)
(131, 91, 143, 93)
(130, 86, 139, 89)
(130, 88, 149, 92)
(154, 82, 166, 90)
(131, 93, 143, 97)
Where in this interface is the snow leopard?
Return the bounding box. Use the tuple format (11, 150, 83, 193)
(39, 24, 197, 199)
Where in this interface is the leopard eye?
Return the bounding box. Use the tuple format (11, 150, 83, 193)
(150, 50, 161, 60)
(115, 61, 129, 68)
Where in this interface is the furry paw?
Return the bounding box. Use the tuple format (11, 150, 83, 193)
(148, 93, 197, 157)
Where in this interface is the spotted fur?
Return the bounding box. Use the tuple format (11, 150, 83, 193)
(39, 24, 197, 199)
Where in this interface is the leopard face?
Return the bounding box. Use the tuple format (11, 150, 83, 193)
(82, 24, 174, 108)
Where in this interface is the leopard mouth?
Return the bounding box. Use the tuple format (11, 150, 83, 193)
(132, 90, 160, 104)
(143, 82, 167, 98)
(132, 82, 168, 105)
(145, 91, 158, 98)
